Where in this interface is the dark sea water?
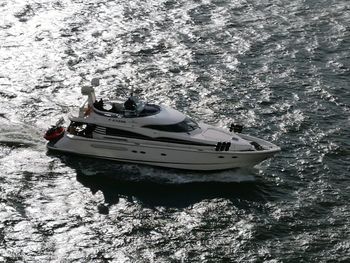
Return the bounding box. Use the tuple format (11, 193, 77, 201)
(1, 0, 349, 262)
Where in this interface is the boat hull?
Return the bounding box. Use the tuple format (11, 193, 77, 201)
(47, 133, 280, 171)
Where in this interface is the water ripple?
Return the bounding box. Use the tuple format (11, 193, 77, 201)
(1, 0, 350, 262)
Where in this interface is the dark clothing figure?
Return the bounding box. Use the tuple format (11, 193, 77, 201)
(124, 97, 136, 111)
(93, 99, 104, 110)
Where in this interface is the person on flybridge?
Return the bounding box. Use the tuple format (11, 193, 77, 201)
(124, 92, 137, 111)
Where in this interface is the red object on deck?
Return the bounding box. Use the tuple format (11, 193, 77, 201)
(44, 127, 65, 141)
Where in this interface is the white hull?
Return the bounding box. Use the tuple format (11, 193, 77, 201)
(47, 133, 280, 171)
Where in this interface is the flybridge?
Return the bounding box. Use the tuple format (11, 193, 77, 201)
(80, 80, 162, 119)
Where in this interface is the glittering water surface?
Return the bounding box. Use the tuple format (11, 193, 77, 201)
(1, 0, 350, 262)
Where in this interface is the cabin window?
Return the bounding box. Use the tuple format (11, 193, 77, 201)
(143, 117, 199, 133)
(105, 127, 149, 140)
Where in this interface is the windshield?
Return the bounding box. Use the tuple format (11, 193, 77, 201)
(143, 117, 200, 133)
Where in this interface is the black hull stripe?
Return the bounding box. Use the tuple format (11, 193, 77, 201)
(93, 131, 106, 135)
(92, 134, 215, 147)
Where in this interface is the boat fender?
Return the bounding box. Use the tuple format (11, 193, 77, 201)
(220, 142, 226, 151)
(216, 142, 231, 151)
(215, 142, 222, 151)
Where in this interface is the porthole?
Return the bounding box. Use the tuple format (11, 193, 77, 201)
(161, 153, 167, 156)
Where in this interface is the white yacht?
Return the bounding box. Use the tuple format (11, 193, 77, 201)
(44, 79, 280, 171)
